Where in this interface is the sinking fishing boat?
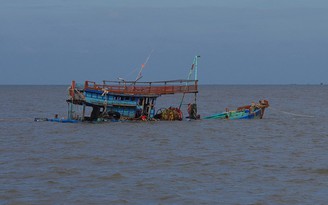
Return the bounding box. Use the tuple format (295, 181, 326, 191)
(41, 56, 200, 123)
(204, 100, 269, 120)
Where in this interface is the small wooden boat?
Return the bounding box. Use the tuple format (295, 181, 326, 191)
(204, 100, 269, 120)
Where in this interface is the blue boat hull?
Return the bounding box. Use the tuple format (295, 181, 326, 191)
(204, 108, 265, 120)
(49, 118, 79, 123)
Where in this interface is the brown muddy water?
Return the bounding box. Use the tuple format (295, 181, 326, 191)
(1, 85, 328, 204)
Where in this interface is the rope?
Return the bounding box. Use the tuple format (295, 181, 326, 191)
(74, 88, 85, 99)
(269, 107, 315, 118)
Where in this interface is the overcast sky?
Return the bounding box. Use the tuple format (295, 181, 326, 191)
(1, 0, 328, 84)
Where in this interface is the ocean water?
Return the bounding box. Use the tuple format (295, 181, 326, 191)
(1, 85, 328, 204)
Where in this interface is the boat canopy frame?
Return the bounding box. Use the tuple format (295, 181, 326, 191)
(83, 79, 198, 96)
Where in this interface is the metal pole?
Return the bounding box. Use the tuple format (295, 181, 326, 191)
(195, 55, 200, 81)
(82, 104, 86, 121)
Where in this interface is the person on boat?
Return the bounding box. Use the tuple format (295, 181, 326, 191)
(187, 103, 199, 120)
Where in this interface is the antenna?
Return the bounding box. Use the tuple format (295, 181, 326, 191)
(187, 55, 200, 81)
(135, 49, 154, 82)
(179, 55, 200, 109)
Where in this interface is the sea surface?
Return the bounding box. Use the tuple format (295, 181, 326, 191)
(1, 85, 328, 205)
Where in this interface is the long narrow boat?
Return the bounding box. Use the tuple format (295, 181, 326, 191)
(204, 100, 269, 120)
(51, 56, 201, 122)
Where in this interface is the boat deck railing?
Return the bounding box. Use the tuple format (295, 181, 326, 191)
(84, 79, 198, 95)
